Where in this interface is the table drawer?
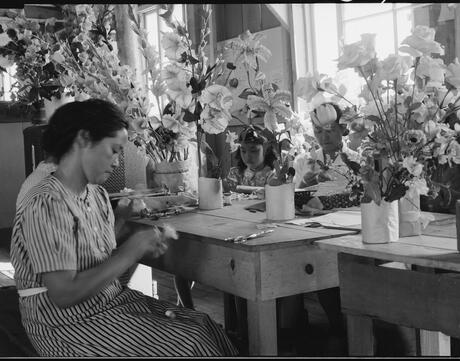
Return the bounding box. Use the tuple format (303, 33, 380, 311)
(259, 245, 338, 300)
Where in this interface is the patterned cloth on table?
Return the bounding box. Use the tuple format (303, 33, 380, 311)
(10, 175, 238, 357)
(294, 145, 360, 210)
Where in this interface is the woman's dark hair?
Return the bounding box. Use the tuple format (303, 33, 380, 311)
(234, 143, 277, 173)
(42, 99, 128, 162)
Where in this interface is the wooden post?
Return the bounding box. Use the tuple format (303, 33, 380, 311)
(456, 199, 460, 251)
(247, 299, 277, 356)
(412, 265, 451, 357)
(346, 314, 375, 356)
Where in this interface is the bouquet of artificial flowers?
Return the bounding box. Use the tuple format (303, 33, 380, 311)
(295, 25, 460, 206)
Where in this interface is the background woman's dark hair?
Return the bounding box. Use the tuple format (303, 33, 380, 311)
(42, 99, 128, 162)
(234, 143, 277, 173)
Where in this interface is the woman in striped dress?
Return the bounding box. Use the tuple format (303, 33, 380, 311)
(10, 99, 238, 357)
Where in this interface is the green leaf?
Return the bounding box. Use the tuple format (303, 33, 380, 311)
(409, 102, 422, 111)
(366, 115, 382, 123)
(183, 109, 199, 123)
(188, 55, 199, 65)
(238, 88, 256, 99)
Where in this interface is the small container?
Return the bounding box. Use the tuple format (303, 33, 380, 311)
(223, 192, 232, 206)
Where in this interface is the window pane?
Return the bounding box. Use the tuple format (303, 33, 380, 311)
(342, 3, 393, 20)
(159, 4, 184, 32)
(395, 3, 430, 9)
(313, 4, 338, 75)
(344, 13, 395, 59)
(396, 8, 414, 48)
(145, 12, 159, 50)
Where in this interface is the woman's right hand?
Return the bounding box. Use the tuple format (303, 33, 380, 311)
(123, 225, 169, 261)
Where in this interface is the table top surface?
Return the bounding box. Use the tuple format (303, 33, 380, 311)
(316, 213, 460, 271)
(131, 199, 360, 251)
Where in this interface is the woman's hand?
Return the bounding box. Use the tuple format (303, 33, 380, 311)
(300, 169, 333, 188)
(123, 225, 169, 260)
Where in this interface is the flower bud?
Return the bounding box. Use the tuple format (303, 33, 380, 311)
(310, 103, 337, 129)
(229, 78, 238, 88)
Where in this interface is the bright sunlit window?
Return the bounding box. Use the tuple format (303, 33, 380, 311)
(139, 4, 185, 116)
(313, 3, 433, 76)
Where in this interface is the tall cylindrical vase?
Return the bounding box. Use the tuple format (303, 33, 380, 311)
(198, 177, 223, 210)
(361, 200, 399, 244)
(265, 182, 295, 221)
(399, 190, 422, 237)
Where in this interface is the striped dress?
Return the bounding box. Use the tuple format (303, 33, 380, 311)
(10, 175, 238, 357)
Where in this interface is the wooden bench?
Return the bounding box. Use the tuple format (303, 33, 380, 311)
(317, 211, 460, 356)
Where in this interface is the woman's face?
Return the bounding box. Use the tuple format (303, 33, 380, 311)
(82, 128, 128, 184)
(313, 124, 345, 154)
(240, 142, 264, 170)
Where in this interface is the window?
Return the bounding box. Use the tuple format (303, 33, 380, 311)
(138, 4, 185, 117)
(313, 3, 441, 75)
(290, 3, 455, 134)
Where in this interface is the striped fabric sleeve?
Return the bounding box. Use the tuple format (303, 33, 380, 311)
(97, 185, 115, 228)
(22, 193, 78, 274)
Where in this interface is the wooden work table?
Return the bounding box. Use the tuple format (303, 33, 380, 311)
(130, 199, 358, 356)
(316, 213, 458, 356)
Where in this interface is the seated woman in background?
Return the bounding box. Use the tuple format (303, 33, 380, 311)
(10, 99, 237, 357)
(421, 113, 460, 214)
(294, 102, 361, 210)
(293, 103, 364, 352)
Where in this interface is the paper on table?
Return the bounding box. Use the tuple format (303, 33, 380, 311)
(285, 210, 362, 227)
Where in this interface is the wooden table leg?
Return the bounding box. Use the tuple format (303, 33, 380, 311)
(346, 314, 375, 356)
(246, 298, 277, 356)
(418, 330, 451, 356)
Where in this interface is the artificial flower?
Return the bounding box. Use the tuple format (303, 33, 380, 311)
(399, 25, 444, 57)
(226, 131, 239, 152)
(417, 56, 446, 88)
(379, 54, 412, 81)
(310, 103, 337, 129)
(337, 33, 376, 70)
(298, 26, 460, 205)
(200, 106, 230, 134)
(226, 29, 271, 70)
(160, 32, 187, 60)
(200, 84, 233, 111)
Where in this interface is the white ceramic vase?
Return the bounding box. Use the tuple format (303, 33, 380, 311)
(361, 200, 399, 244)
(265, 182, 295, 221)
(198, 177, 223, 210)
(398, 190, 422, 237)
